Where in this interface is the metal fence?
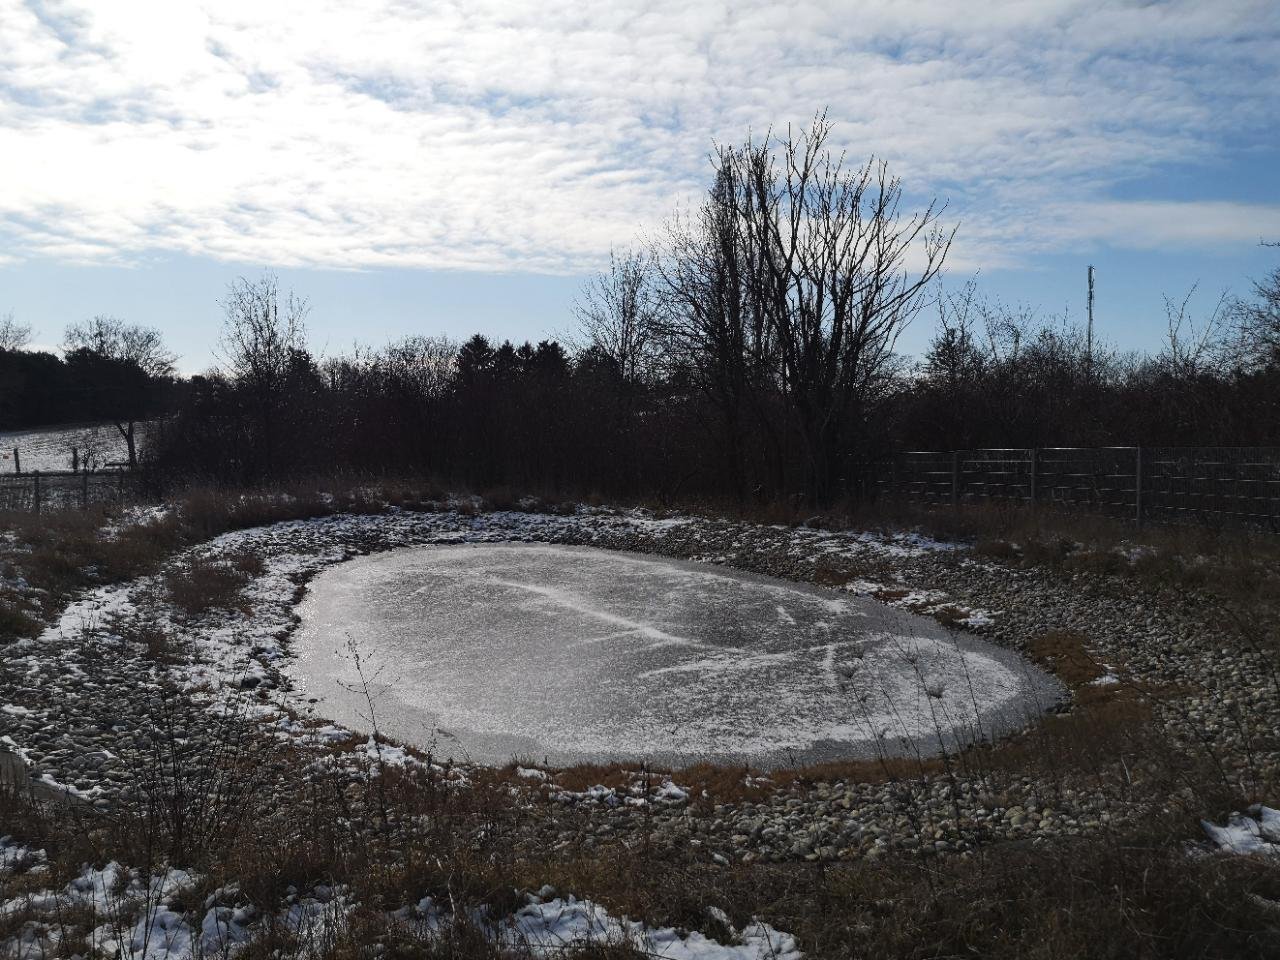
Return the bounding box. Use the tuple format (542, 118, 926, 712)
(880, 446, 1280, 531)
(0, 470, 138, 513)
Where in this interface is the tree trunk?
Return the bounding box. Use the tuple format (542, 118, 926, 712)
(115, 419, 137, 470)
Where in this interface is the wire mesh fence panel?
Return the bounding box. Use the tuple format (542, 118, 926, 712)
(0, 472, 137, 513)
(880, 445, 1280, 531)
(959, 449, 1034, 504)
(876, 451, 954, 503)
(0, 475, 33, 512)
(1036, 447, 1138, 519)
(1146, 448, 1280, 531)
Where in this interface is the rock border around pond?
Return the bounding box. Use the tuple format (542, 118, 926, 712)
(2, 505, 1272, 862)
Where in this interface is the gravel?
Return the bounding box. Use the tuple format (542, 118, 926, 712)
(2, 504, 1274, 861)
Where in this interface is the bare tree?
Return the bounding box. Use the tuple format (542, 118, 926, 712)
(748, 120, 952, 500)
(658, 115, 952, 502)
(219, 272, 310, 475)
(574, 249, 660, 384)
(1160, 283, 1233, 379)
(657, 160, 774, 500)
(63, 315, 176, 468)
(0, 312, 32, 352)
(381, 335, 458, 401)
(1231, 244, 1280, 370)
(924, 281, 987, 389)
(64, 315, 175, 377)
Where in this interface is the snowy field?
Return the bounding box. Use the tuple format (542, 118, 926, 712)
(290, 542, 1060, 766)
(0, 421, 145, 472)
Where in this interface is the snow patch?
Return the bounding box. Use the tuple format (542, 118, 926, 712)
(1202, 805, 1280, 856)
(502, 896, 801, 959)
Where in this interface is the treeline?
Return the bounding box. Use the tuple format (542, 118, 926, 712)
(154, 119, 955, 501)
(151, 328, 700, 495)
(0, 348, 104, 429)
(146, 269, 1280, 504)
(149, 119, 1279, 504)
(899, 276, 1280, 451)
(0, 316, 176, 466)
(7, 119, 1280, 504)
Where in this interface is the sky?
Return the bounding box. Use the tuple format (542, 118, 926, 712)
(1, 0, 1278, 373)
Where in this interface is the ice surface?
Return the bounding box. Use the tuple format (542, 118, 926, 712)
(289, 544, 1061, 766)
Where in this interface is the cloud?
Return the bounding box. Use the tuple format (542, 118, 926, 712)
(1043, 201, 1280, 250)
(0, 0, 1276, 274)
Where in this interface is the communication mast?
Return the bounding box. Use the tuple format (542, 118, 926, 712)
(1087, 264, 1095, 365)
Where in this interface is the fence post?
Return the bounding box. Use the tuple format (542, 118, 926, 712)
(82, 469, 89, 509)
(951, 451, 961, 508)
(1135, 446, 1144, 528)
(12, 449, 19, 474)
(33, 471, 41, 514)
(1029, 447, 1038, 508)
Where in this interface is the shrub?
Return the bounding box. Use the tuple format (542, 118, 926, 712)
(231, 550, 267, 578)
(0, 597, 40, 640)
(164, 556, 251, 617)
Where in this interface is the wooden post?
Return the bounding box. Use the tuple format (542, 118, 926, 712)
(82, 469, 89, 509)
(951, 451, 961, 508)
(1029, 447, 1038, 508)
(12, 449, 19, 474)
(1135, 446, 1144, 528)
(32, 471, 41, 515)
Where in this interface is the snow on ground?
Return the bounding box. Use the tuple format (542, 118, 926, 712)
(839, 579, 995, 629)
(388, 891, 800, 960)
(822, 529, 960, 560)
(0, 837, 46, 876)
(0, 422, 147, 473)
(496, 895, 800, 959)
(1202, 805, 1280, 856)
(2, 860, 798, 960)
(544, 772, 694, 809)
(99, 504, 174, 539)
(0, 861, 339, 960)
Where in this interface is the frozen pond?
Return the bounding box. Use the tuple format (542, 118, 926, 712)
(288, 543, 1061, 767)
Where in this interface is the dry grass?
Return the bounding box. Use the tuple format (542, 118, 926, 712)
(6, 733, 1274, 960)
(513, 823, 1280, 959)
(0, 595, 40, 640)
(0, 480, 408, 629)
(1027, 629, 1107, 688)
(863, 499, 1280, 606)
(106, 613, 188, 664)
(479, 486, 520, 511)
(654, 492, 1280, 611)
(3, 481, 1279, 957)
(165, 556, 252, 617)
